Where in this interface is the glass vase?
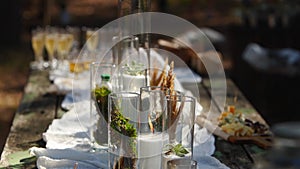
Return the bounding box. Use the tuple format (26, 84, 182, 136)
(108, 92, 140, 169)
(90, 62, 114, 150)
(138, 86, 169, 169)
(163, 95, 196, 169)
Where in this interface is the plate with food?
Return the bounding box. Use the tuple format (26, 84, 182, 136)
(196, 105, 273, 149)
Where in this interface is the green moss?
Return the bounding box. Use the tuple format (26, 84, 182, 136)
(110, 107, 137, 138)
(110, 105, 138, 169)
(93, 87, 111, 121)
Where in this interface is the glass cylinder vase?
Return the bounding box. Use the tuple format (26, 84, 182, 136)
(117, 0, 151, 69)
(108, 92, 140, 169)
(138, 86, 169, 169)
(90, 62, 114, 150)
(163, 95, 196, 169)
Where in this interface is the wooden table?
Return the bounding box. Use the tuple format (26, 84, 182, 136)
(0, 69, 268, 169)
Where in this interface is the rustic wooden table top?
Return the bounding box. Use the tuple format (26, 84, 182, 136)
(0, 69, 268, 169)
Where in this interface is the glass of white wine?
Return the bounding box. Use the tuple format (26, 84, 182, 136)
(86, 28, 99, 52)
(56, 32, 74, 70)
(69, 50, 84, 79)
(45, 29, 58, 69)
(31, 28, 45, 70)
(85, 28, 99, 63)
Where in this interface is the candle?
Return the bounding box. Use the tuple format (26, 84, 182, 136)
(122, 73, 148, 92)
(137, 133, 168, 169)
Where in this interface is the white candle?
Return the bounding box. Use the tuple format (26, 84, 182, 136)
(122, 74, 148, 92)
(137, 133, 168, 169)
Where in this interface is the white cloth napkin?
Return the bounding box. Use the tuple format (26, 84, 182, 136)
(50, 69, 90, 94)
(43, 101, 93, 151)
(30, 147, 108, 169)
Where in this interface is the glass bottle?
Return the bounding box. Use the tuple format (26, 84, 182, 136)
(96, 74, 112, 122)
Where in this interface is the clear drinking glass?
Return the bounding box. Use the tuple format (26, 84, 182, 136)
(31, 28, 45, 70)
(138, 86, 169, 169)
(90, 62, 114, 150)
(163, 94, 196, 169)
(108, 92, 140, 169)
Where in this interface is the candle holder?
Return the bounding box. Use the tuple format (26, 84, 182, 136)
(121, 64, 147, 93)
(164, 95, 196, 169)
(117, 0, 151, 71)
(90, 62, 114, 150)
(108, 92, 140, 169)
(138, 86, 169, 169)
(119, 36, 149, 92)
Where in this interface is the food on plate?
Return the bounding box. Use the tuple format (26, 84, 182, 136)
(218, 106, 268, 136)
(220, 122, 254, 136)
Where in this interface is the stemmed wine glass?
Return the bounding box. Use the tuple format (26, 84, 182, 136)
(86, 28, 99, 53)
(56, 30, 74, 70)
(31, 28, 45, 70)
(84, 27, 99, 66)
(45, 27, 58, 69)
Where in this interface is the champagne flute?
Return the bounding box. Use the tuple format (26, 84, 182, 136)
(86, 29, 99, 52)
(45, 32, 57, 69)
(57, 32, 74, 70)
(66, 33, 74, 52)
(85, 28, 99, 66)
(69, 51, 84, 79)
(66, 26, 80, 49)
(31, 28, 45, 70)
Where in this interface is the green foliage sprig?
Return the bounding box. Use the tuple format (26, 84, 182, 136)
(123, 61, 145, 76)
(164, 143, 189, 157)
